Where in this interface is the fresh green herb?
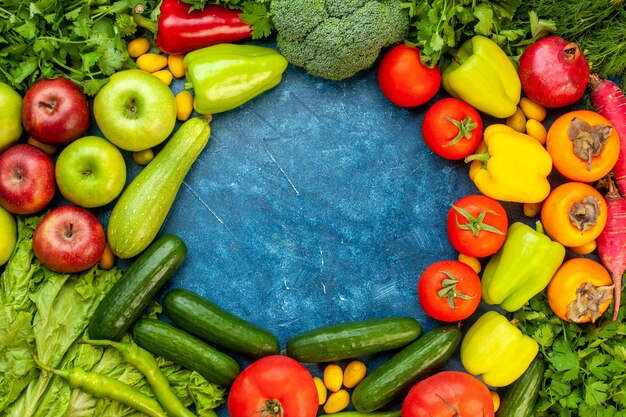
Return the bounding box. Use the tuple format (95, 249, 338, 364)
(399, 0, 555, 67)
(0, 0, 161, 95)
(517, 0, 626, 85)
(180, 0, 273, 39)
(514, 291, 626, 416)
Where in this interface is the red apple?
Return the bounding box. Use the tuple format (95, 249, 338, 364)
(0, 144, 56, 214)
(33, 205, 106, 273)
(22, 77, 90, 146)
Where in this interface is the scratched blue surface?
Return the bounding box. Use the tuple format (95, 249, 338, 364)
(84, 41, 577, 413)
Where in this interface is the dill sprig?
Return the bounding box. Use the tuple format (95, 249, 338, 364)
(518, 0, 626, 84)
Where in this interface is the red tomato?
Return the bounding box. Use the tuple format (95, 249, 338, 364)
(228, 355, 318, 417)
(422, 97, 483, 160)
(418, 260, 481, 322)
(402, 371, 495, 417)
(377, 44, 441, 107)
(447, 195, 508, 258)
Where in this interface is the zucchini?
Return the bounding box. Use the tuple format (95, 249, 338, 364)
(497, 354, 546, 417)
(163, 288, 279, 358)
(107, 115, 211, 259)
(131, 318, 240, 387)
(285, 317, 422, 363)
(351, 325, 462, 413)
(88, 234, 186, 341)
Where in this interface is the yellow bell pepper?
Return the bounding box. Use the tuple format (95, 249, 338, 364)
(442, 35, 521, 118)
(460, 310, 539, 387)
(465, 124, 552, 203)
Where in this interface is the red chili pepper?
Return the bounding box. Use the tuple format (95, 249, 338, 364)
(134, 0, 252, 55)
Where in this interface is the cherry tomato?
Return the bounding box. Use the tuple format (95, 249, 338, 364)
(547, 258, 613, 323)
(418, 260, 481, 322)
(402, 371, 495, 417)
(546, 110, 620, 182)
(447, 195, 508, 258)
(540, 181, 607, 248)
(377, 44, 441, 107)
(228, 355, 318, 417)
(422, 97, 483, 160)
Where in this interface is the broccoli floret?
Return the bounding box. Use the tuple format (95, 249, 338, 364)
(270, 0, 410, 81)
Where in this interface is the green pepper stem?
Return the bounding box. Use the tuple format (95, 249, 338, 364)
(132, 4, 157, 34)
(80, 339, 130, 354)
(31, 355, 71, 379)
(184, 81, 194, 91)
(535, 220, 545, 234)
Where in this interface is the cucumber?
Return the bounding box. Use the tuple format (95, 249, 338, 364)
(285, 317, 422, 363)
(131, 318, 240, 387)
(351, 325, 462, 413)
(163, 288, 279, 359)
(88, 234, 186, 341)
(497, 354, 546, 417)
(107, 115, 211, 259)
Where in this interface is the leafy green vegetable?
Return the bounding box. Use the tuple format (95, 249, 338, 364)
(399, 0, 555, 67)
(0, 0, 161, 95)
(516, 0, 626, 85)
(0, 217, 225, 416)
(0, 216, 124, 417)
(514, 291, 626, 416)
(179, 0, 273, 39)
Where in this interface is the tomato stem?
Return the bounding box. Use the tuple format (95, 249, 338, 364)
(442, 115, 477, 147)
(452, 205, 505, 236)
(254, 399, 285, 417)
(437, 271, 474, 310)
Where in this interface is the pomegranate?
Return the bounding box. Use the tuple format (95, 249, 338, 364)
(518, 36, 590, 108)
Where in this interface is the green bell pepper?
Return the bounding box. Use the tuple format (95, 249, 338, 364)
(460, 310, 539, 387)
(184, 44, 288, 114)
(442, 35, 521, 119)
(482, 221, 565, 312)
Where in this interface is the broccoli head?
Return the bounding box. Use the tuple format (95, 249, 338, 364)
(270, 0, 410, 81)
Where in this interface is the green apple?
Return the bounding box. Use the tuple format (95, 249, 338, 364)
(0, 205, 17, 266)
(55, 136, 127, 208)
(0, 82, 24, 151)
(93, 70, 176, 151)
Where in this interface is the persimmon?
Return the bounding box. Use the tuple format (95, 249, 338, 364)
(547, 258, 613, 323)
(546, 110, 620, 182)
(540, 181, 607, 248)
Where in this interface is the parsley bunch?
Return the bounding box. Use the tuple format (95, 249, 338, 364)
(0, 0, 160, 95)
(179, 0, 273, 39)
(514, 293, 626, 416)
(399, 0, 555, 67)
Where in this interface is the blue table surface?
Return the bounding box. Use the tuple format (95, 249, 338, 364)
(81, 41, 579, 414)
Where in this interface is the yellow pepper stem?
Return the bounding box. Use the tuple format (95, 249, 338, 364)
(464, 151, 490, 165)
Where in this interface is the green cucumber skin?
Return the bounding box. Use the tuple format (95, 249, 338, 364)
(107, 116, 211, 259)
(285, 317, 422, 363)
(351, 325, 462, 413)
(163, 288, 279, 359)
(132, 318, 240, 387)
(497, 355, 546, 417)
(88, 235, 187, 341)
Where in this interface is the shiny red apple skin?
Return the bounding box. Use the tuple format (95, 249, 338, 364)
(22, 77, 90, 146)
(33, 205, 106, 273)
(0, 144, 56, 215)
